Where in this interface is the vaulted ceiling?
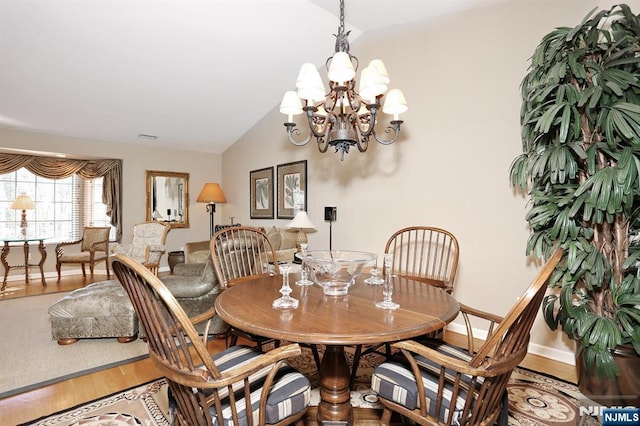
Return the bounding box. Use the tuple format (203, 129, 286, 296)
(0, 0, 504, 154)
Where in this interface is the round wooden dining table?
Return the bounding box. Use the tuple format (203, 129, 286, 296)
(214, 272, 460, 425)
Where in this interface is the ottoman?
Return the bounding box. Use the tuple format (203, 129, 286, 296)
(48, 280, 138, 345)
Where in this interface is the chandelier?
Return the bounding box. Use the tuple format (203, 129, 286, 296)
(280, 0, 408, 160)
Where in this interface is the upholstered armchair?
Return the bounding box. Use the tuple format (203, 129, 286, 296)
(55, 226, 111, 281)
(111, 221, 170, 275)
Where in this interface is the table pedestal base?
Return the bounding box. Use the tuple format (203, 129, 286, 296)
(317, 345, 353, 425)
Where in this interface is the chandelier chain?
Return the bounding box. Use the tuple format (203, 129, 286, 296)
(338, 0, 345, 36)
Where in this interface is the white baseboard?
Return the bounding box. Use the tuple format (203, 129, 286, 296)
(446, 322, 575, 367)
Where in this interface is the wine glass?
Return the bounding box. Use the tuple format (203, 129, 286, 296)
(296, 243, 313, 286)
(375, 253, 399, 310)
(272, 263, 299, 309)
(364, 256, 384, 285)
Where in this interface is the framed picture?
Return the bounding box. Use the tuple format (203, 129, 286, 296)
(249, 167, 274, 219)
(277, 160, 307, 219)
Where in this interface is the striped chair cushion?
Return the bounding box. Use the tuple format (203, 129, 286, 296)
(207, 345, 311, 425)
(371, 340, 482, 424)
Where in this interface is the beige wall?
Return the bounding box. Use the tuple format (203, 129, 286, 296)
(220, 0, 640, 364)
(0, 127, 222, 273)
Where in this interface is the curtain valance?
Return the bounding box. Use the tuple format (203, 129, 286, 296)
(0, 154, 123, 240)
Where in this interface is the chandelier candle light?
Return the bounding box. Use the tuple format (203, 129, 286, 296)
(280, 0, 408, 160)
(196, 183, 227, 238)
(11, 193, 35, 239)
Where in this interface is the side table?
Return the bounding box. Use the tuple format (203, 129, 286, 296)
(1, 238, 48, 291)
(168, 250, 185, 274)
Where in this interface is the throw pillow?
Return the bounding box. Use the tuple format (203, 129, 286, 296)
(266, 226, 282, 250)
(190, 250, 210, 264)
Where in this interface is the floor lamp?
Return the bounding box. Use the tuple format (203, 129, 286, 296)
(196, 183, 227, 238)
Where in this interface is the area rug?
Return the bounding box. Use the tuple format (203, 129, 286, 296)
(26, 347, 601, 425)
(22, 379, 170, 426)
(0, 292, 149, 398)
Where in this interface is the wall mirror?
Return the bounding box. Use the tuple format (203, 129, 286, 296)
(145, 170, 189, 229)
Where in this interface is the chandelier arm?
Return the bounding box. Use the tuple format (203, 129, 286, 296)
(317, 137, 329, 153)
(373, 120, 403, 145)
(284, 123, 312, 146)
(303, 106, 328, 138)
(356, 135, 369, 152)
(353, 103, 379, 137)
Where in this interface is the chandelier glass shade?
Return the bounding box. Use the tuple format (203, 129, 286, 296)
(280, 0, 408, 160)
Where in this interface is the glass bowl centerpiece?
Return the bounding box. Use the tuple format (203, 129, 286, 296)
(304, 250, 377, 296)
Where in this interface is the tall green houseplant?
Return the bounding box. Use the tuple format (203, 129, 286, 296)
(510, 4, 640, 380)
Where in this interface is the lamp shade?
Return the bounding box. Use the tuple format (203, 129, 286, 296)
(359, 66, 388, 102)
(11, 193, 35, 210)
(368, 59, 390, 85)
(296, 63, 326, 102)
(196, 183, 227, 204)
(328, 51, 355, 83)
(280, 91, 303, 121)
(382, 88, 408, 118)
(286, 211, 316, 230)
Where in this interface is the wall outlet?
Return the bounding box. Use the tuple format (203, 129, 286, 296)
(324, 206, 337, 222)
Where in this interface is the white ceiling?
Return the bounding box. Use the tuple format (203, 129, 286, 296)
(0, 0, 503, 154)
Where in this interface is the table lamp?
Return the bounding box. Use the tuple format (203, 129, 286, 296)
(196, 183, 227, 238)
(11, 193, 35, 239)
(286, 210, 316, 251)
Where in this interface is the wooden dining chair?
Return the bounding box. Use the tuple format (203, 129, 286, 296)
(351, 226, 460, 387)
(211, 226, 322, 370)
(385, 226, 459, 293)
(211, 226, 282, 351)
(55, 226, 111, 281)
(371, 248, 563, 426)
(112, 253, 311, 426)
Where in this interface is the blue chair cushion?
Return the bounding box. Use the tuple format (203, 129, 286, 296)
(208, 345, 310, 425)
(371, 340, 483, 424)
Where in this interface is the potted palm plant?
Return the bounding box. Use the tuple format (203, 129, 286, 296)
(509, 4, 640, 403)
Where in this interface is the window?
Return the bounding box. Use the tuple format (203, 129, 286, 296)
(0, 169, 114, 241)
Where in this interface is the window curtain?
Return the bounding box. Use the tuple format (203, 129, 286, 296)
(0, 154, 123, 240)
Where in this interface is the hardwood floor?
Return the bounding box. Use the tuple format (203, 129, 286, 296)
(0, 273, 578, 425)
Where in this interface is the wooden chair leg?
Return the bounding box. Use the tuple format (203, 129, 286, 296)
(350, 344, 363, 389)
(229, 332, 238, 348)
(380, 408, 392, 426)
(498, 389, 509, 426)
(311, 344, 322, 371)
